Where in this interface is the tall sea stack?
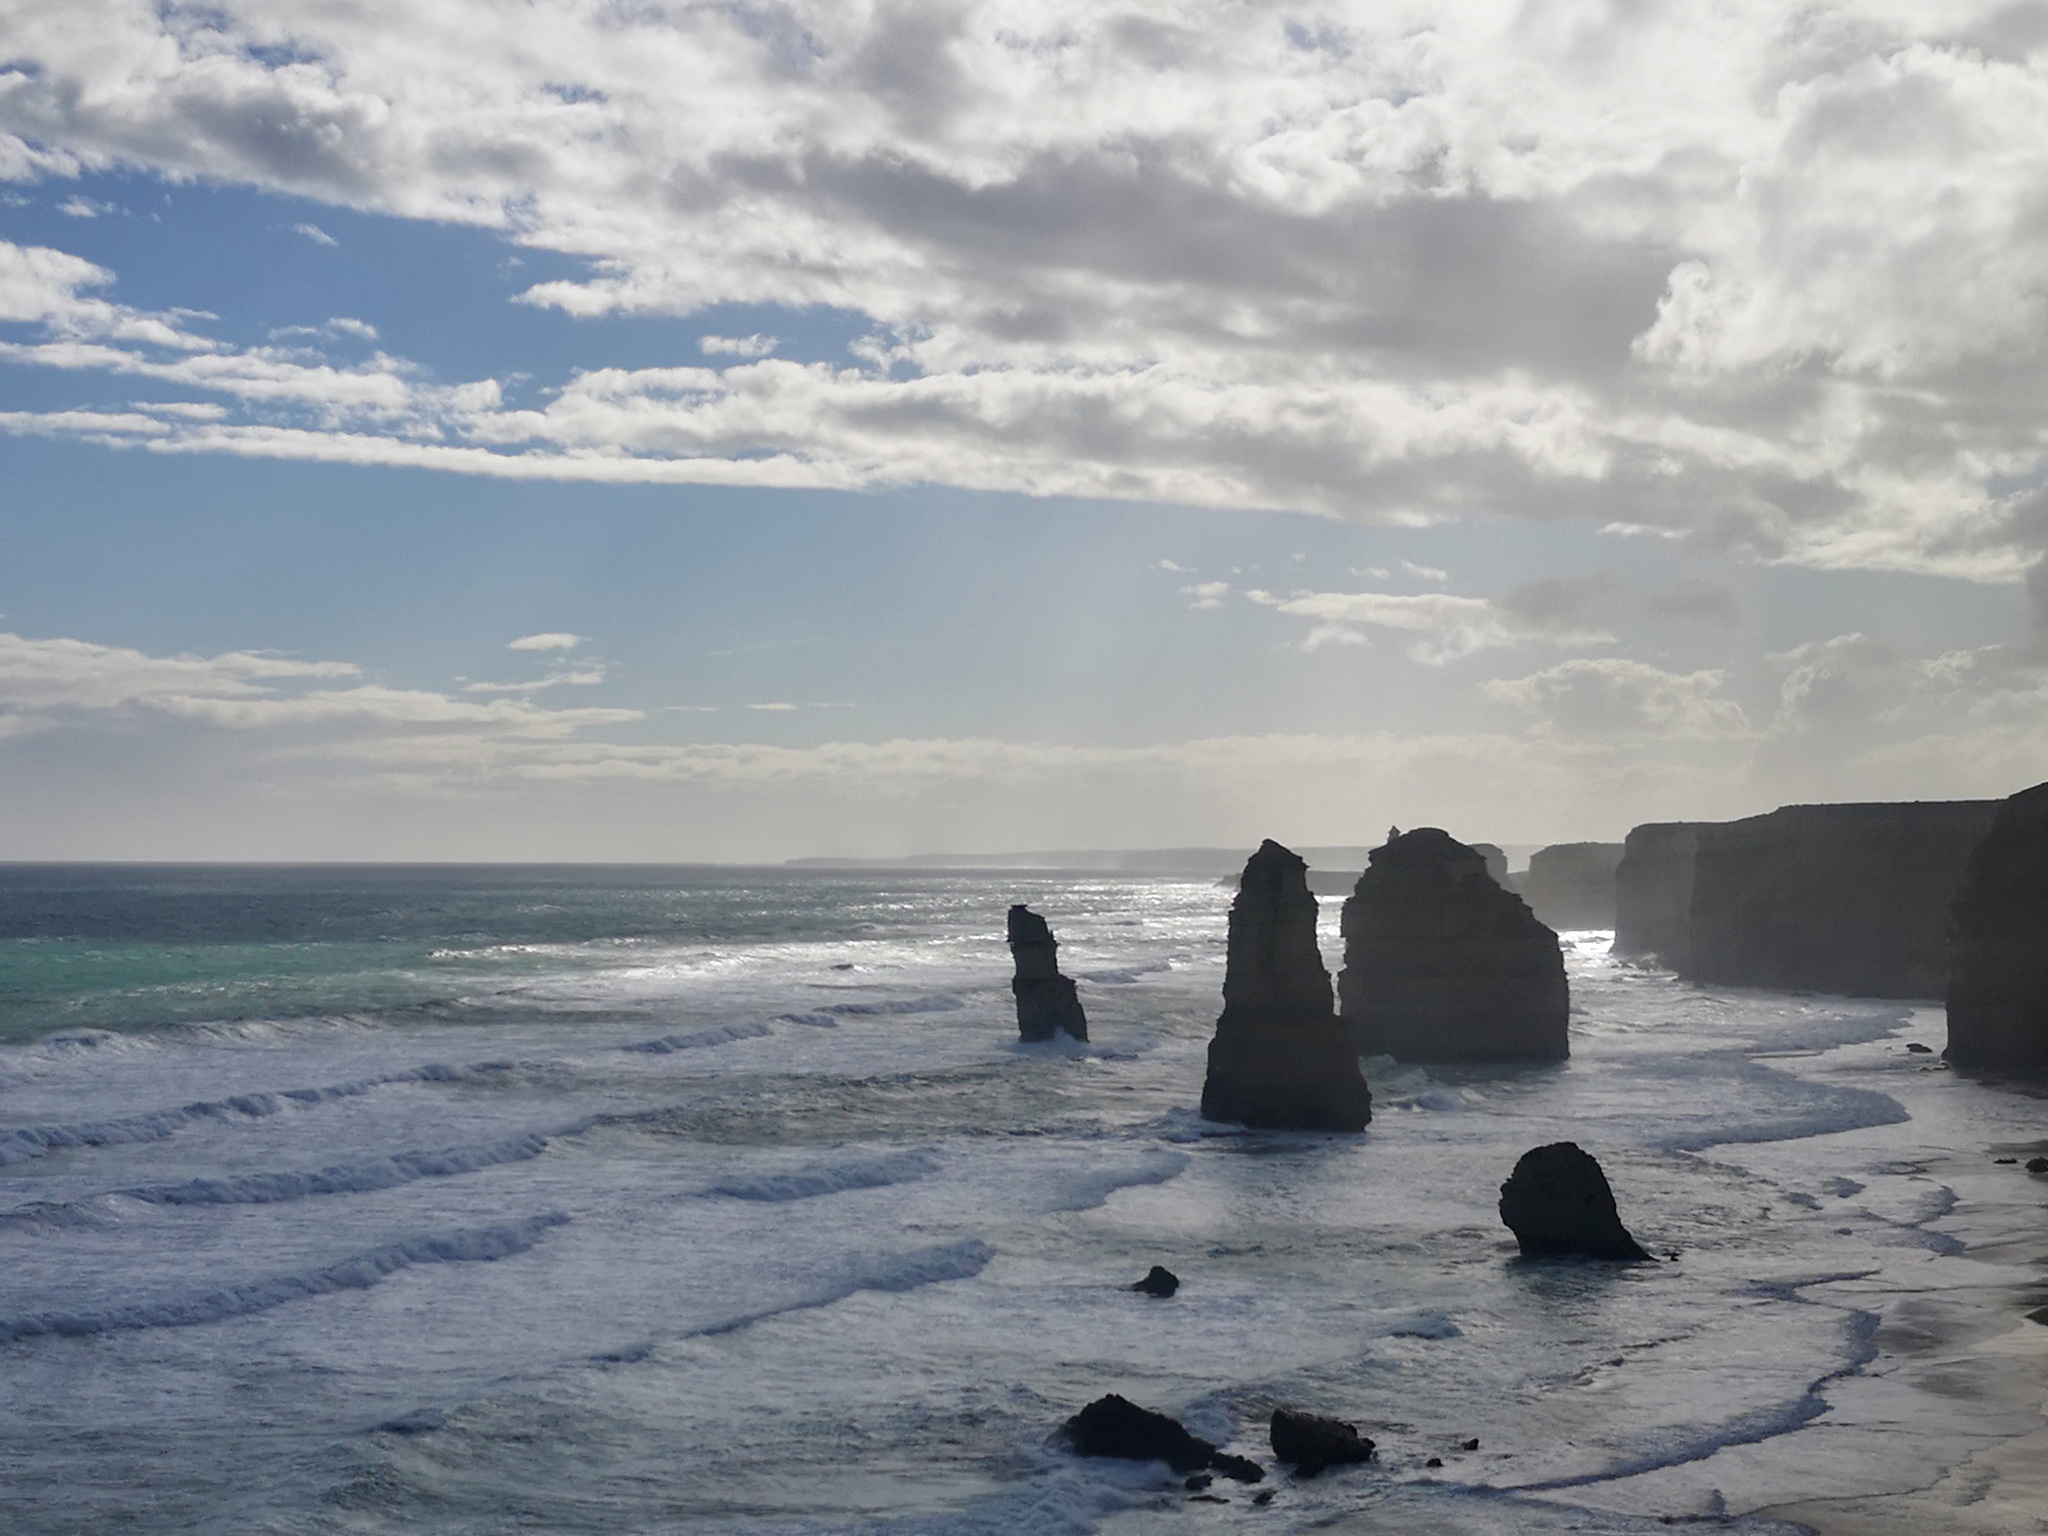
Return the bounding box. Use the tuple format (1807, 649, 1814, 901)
(1007, 905, 1088, 1042)
(1339, 828, 1569, 1062)
(1200, 841, 1371, 1131)
(1946, 781, 2048, 1075)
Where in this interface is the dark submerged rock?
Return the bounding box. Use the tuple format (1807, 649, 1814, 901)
(1338, 828, 1569, 1063)
(1269, 1409, 1375, 1476)
(1946, 782, 2048, 1075)
(1007, 905, 1088, 1043)
(1061, 1395, 1263, 1481)
(2028, 1157, 2048, 1174)
(1131, 1265, 1179, 1298)
(1200, 841, 1372, 1131)
(1498, 1142, 1652, 1261)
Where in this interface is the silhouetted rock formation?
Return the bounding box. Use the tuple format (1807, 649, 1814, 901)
(1269, 1409, 1374, 1476)
(1200, 841, 1372, 1130)
(1007, 905, 1088, 1042)
(1131, 1265, 1179, 1298)
(1471, 842, 1510, 887)
(1519, 842, 1624, 930)
(1061, 1395, 1263, 1481)
(1338, 829, 1569, 1063)
(1946, 781, 2048, 1075)
(1498, 1142, 1651, 1260)
(1612, 822, 1703, 967)
(1685, 801, 1999, 998)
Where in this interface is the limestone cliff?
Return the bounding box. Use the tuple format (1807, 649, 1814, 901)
(1007, 905, 1088, 1042)
(1685, 801, 1998, 998)
(1200, 840, 1372, 1130)
(1946, 781, 2048, 1075)
(1612, 822, 1703, 967)
(1518, 842, 1624, 931)
(1338, 828, 1569, 1062)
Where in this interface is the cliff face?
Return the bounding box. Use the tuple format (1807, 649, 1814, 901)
(1518, 842, 1624, 931)
(1200, 840, 1372, 1130)
(1338, 828, 1569, 1062)
(1683, 801, 1999, 998)
(1007, 905, 1089, 1042)
(1946, 782, 2048, 1074)
(1612, 823, 1703, 966)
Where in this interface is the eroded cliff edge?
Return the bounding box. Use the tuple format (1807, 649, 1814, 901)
(1946, 781, 2048, 1075)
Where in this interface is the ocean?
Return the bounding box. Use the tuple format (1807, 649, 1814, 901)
(1, 863, 2043, 1535)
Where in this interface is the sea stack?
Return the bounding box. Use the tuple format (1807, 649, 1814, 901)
(1200, 841, 1371, 1131)
(1007, 905, 1088, 1042)
(1946, 781, 2048, 1075)
(1498, 1142, 1651, 1260)
(1518, 842, 1625, 931)
(1338, 828, 1569, 1062)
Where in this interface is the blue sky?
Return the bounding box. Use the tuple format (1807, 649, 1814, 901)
(2, 3, 2046, 859)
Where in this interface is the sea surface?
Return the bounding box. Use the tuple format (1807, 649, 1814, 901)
(1, 864, 2045, 1535)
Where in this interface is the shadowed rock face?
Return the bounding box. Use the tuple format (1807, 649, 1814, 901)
(1269, 1409, 1375, 1476)
(1498, 1142, 1651, 1261)
(1338, 828, 1569, 1063)
(1613, 822, 1703, 967)
(1007, 905, 1088, 1042)
(1061, 1395, 1264, 1482)
(1684, 801, 1998, 999)
(1200, 840, 1372, 1131)
(1519, 842, 1624, 931)
(1946, 781, 2048, 1076)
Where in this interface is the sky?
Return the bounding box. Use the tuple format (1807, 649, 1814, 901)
(2, 0, 2047, 861)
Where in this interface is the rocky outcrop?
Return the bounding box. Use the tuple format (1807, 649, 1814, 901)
(1131, 1265, 1179, 1298)
(1519, 842, 1624, 931)
(1685, 801, 1999, 998)
(1269, 1409, 1375, 1476)
(1338, 829, 1569, 1063)
(1007, 905, 1088, 1042)
(1612, 822, 1703, 967)
(1061, 1395, 1263, 1481)
(1498, 1142, 1651, 1261)
(1946, 781, 2048, 1075)
(1200, 841, 1372, 1131)
(1470, 843, 1510, 888)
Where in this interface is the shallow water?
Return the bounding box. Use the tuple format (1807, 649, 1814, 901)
(0, 865, 2043, 1535)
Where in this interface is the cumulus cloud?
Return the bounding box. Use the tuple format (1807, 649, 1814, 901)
(1180, 580, 1229, 609)
(1247, 579, 1621, 661)
(508, 632, 581, 651)
(1486, 659, 1752, 741)
(700, 334, 778, 358)
(1, 4, 2047, 576)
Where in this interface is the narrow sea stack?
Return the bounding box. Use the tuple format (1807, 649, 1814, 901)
(1007, 904, 1088, 1042)
(1946, 781, 2048, 1075)
(1200, 841, 1371, 1131)
(1684, 800, 1998, 998)
(1498, 1142, 1651, 1261)
(1518, 842, 1624, 931)
(1338, 828, 1569, 1063)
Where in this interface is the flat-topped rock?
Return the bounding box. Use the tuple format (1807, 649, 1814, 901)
(1612, 822, 1704, 967)
(1007, 904, 1088, 1042)
(1338, 828, 1569, 1063)
(1498, 1142, 1651, 1261)
(1946, 781, 2048, 1075)
(1519, 842, 1624, 931)
(1200, 840, 1372, 1131)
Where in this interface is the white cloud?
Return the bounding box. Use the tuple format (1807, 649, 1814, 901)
(0, 5, 2045, 576)
(700, 334, 778, 358)
(1180, 580, 1229, 609)
(463, 668, 605, 694)
(1485, 659, 1752, 741)
(57, 195, 109, 218)
(1155, 558, 1187, 572)
(508, 632, 581, 651)
(1401, 561, 1450, 584)
(293, 222, 338, 246)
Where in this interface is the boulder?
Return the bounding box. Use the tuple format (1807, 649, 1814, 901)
(1007, 905, 1088, 1042)
(1338, 828, 1569, 1062)
(1498, 1142, 1651, 1261)
(1200, 841, 1372, 1131)
(1061, 1395, 1263, 1481)
(1518, 842, 1625, 931)
(1945, 782, 2048, 1075)
(1676, 802, 1997, 997)
(1131, 1265, 1179, 1298)
(1269, 1409, 1374, 1476)
(1613, 822, 1704, 968)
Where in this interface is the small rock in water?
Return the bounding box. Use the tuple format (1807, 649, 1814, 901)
(1269, 1408, 1375, 1476)
(1460, 1437, 1480, 1451)
(830, 962, 855, 970)
(1132, 1265, 1179, 1298)
(1424, 1456, 1443, 1469)
(1906, 1041, 1933, 1053)
(1060, 1395, 1263, 1483)
(1994, 1157, 2018, 1164)
(1498, 1142, 1653, 1261)
(1183, 1474, 1211, 1491)
(1188, 1494, 1228, 1504)
(2027, 1157, 2048, 1173)
(1252, 1489, 1275, 1505)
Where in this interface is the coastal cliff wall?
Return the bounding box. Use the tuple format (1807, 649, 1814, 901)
(1945, 781, 2048, 1075)
(1612, 823, 1703, 966)
(1518, 842, 1624, 931)
(1683, 800, 1999, 998)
